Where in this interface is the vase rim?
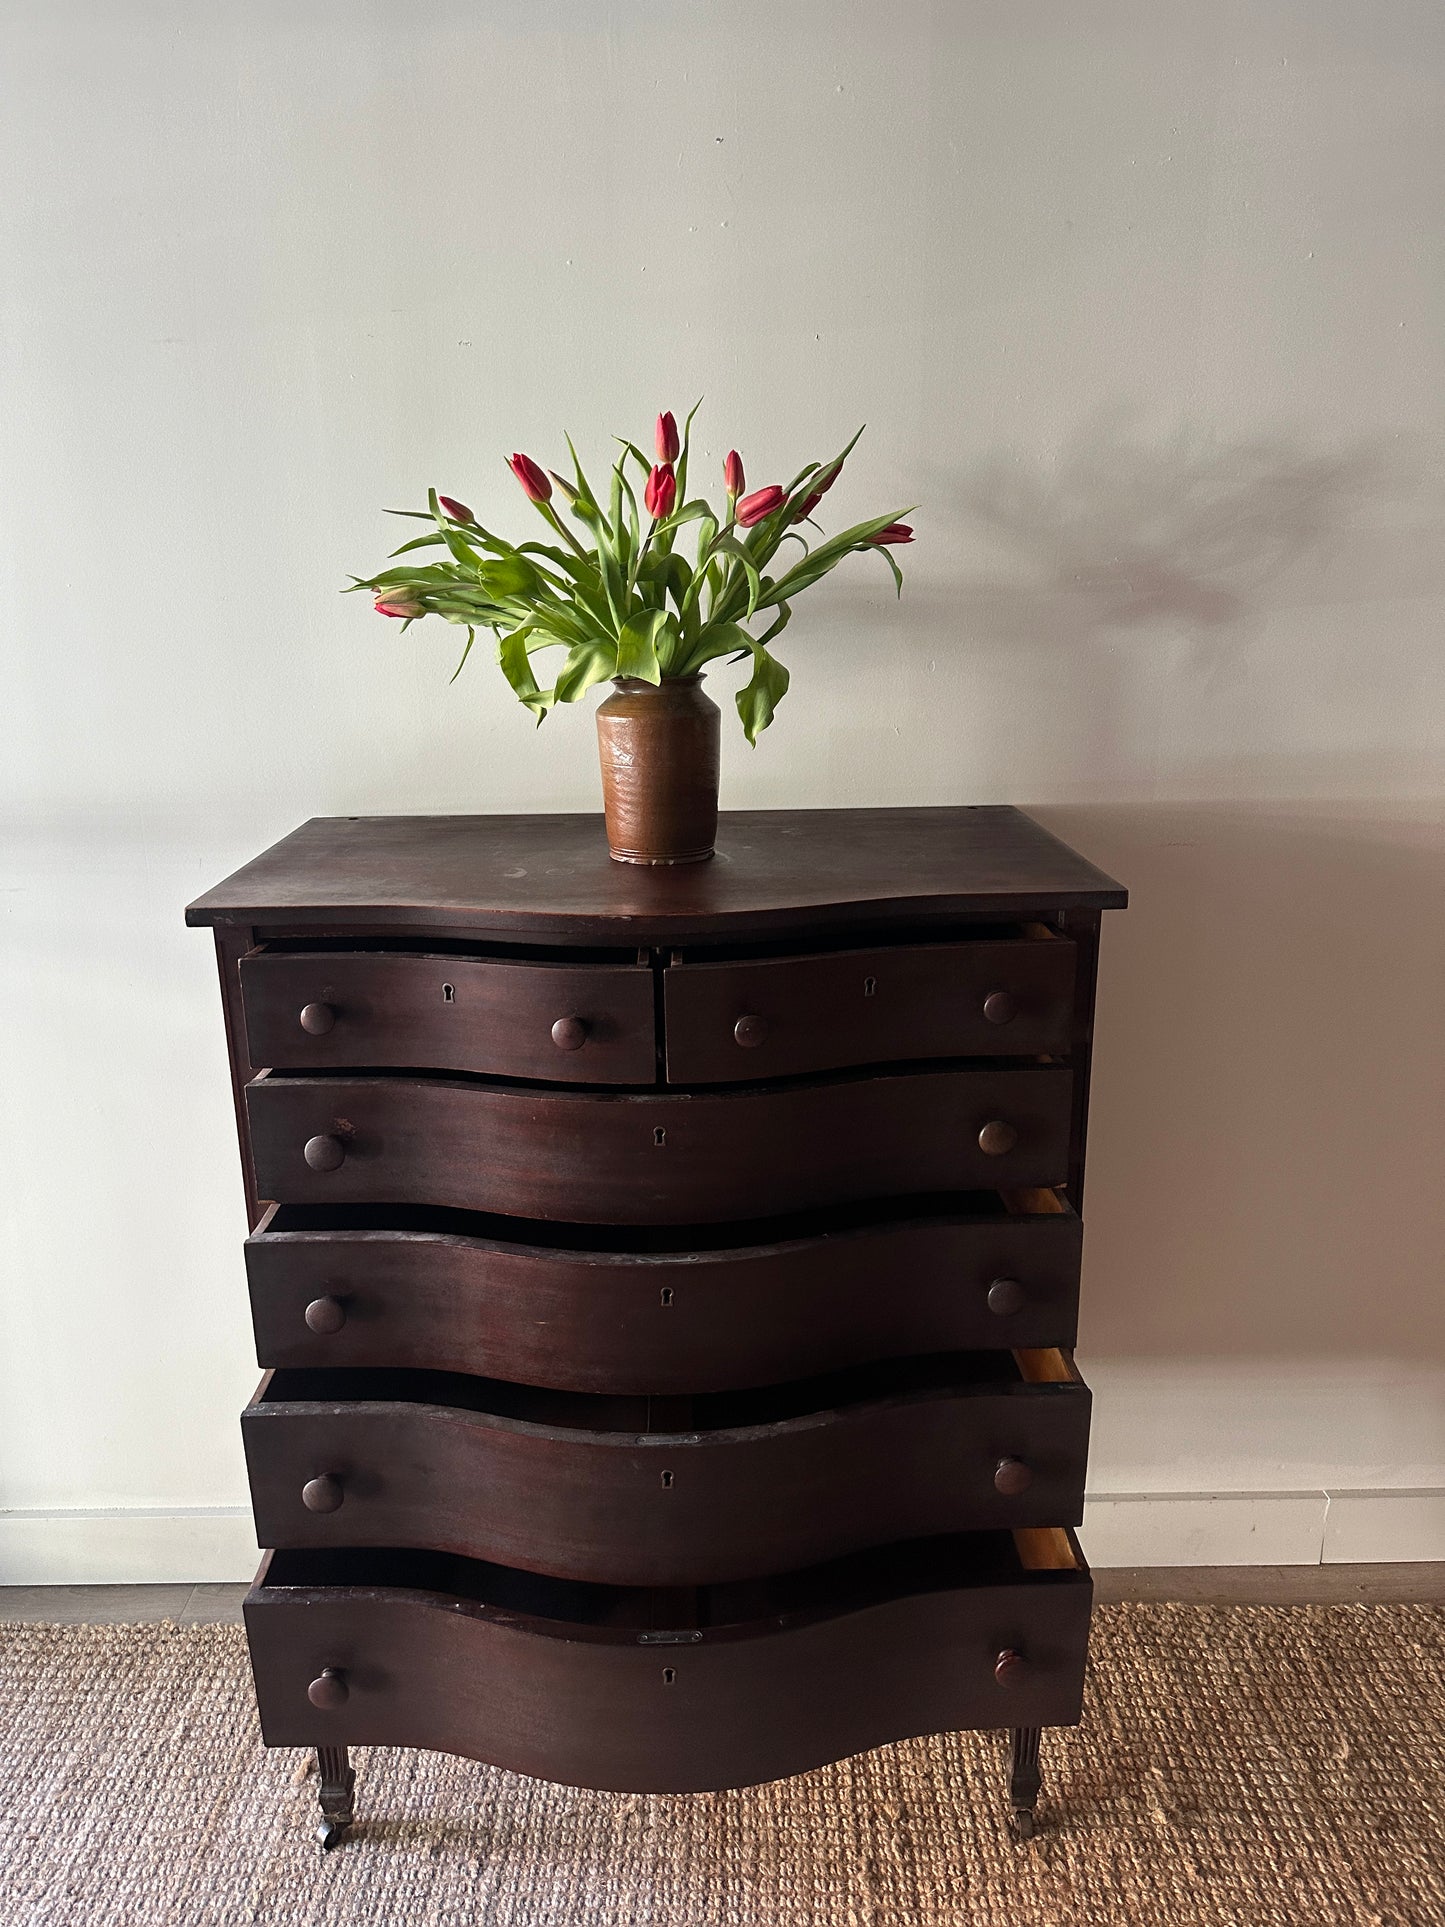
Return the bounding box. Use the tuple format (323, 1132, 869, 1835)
(610, 672, 705, 689)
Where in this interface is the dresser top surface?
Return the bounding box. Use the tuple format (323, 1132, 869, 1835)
(186, 806, 1126, 939)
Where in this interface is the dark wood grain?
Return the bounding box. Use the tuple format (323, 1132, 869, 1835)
(1062, 908, 1103, 1213)
(243, 1536, 1093, 1791)
(664, 935, 1076, 1083)
(186, 807, 1128, 939)
(245, 1195, 1083, 1390)
(240, 949, 657, 1085)
(240, 1354, 1091, 1583)
(212, 928, 264, 1229)
(245, 1065, 1074, 1225)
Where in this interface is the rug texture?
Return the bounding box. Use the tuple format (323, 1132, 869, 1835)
(0, 1604, 1441, 1926)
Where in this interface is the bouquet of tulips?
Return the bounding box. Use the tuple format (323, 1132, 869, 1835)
(353, 404, 913, 742)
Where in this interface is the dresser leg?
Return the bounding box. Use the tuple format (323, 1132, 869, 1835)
(315, 1744, 356, 1851)
(1008, 1726, 1042, 1838)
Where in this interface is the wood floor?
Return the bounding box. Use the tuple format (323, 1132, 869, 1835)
(1, 1565, 1442, 1624)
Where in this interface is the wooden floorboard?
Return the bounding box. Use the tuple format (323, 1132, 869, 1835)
(1, 1566, 1442, 1623)
(1094, 1563, 1445, 1604)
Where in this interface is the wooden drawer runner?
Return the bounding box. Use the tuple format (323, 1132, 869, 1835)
(244, 1529, 1093, 1792)
(245, 1065, 1073, 1225)
(242, 1350, 1091, 1586)
(246, 1189, 1082, 1391)
(240, 946, 656, 1085)
(665, 930, 1076, 1082)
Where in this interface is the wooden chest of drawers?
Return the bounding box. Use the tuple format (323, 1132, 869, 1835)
(188, 805, 1125, 1845)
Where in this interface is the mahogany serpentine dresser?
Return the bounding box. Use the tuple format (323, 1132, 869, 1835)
(187, 805, 1126, 1847)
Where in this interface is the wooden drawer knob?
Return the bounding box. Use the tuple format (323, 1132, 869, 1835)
(307, 1667, 349, 1710)
(978, 1120, 1019, 1157)
(994, 1648, 1027, 1684)
(994, 1456, 1033, 1497)
(733, 1014, 768, 1048)
(304, 1295, 347, 1335)
(299, 1002, 336, 1036)
(302, 1474, 344, 1514)
(304, 1134, 346, 1173)
(987, 1277, 1026, 1317)
(551, 1016, 589, 1052)
(982, 990, 1017, 1026)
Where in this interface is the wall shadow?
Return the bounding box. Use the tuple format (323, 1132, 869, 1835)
(926, 410, 1420, 647)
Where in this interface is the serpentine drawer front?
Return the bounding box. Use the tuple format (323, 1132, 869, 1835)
(240, 947, 657, 1085)
(664, 931, 1077, 1082)
(241, 1350, 1091, 1584)
(244, 1531, 1093, 1794)
(245, 1188, 1083, 1391)
(245, 1065, 1074, 1225)
(188, 806, 1125, 1842)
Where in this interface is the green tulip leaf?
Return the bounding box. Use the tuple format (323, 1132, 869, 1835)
(564, 435, 601, 512)
(712, 534, 763, 618)
(479, 553, 542, 600)
(553, 637, 619, 704)
(615, 608, 668, 684)
(736, 643, 790, 745)
(871, 543, 906, 598)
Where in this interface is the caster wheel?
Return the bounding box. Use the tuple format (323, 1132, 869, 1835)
(1012, 1808, 1036, 1840)
(317, 1818, 349, 1852)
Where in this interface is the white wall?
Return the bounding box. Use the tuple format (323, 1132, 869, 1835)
(3, 1, 1442, 1580)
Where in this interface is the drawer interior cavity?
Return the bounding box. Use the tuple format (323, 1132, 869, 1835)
(256, 1526, 1089, 1633)
(256, 1345, 1082, 1433)
(255, 1185, 1075, 1254)
(666, 918, 1061, 964)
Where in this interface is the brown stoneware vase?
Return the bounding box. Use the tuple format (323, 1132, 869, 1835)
(595, 675, 721, 865)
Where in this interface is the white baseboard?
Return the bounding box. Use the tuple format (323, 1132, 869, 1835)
(1322, 1488, 1445, 1564)
(1080, 1491, 1329, 1567)
(1082, 1487, 1445, 1567)
(0, 1508, 256, 1586)
(2, 1490, 1442, 1585)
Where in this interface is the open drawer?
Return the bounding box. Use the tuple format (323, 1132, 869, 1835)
(245, 1187, 1082, 1392)
(664, 922, 1076, 1082)
(240, 940, 657, 1086)
(245, 1063, 1074, 1225)
(241, 1347, 1091, 1587)
(244, 1528, 1092, 1792)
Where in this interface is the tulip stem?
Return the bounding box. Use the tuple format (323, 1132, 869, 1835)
(541, 501, 591, 561)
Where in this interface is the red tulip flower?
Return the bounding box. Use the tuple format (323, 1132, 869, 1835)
(870, 523, 914, 545)
(644, 462, 677, 520)
(724, 449, 745, 496)
(375, 594, 422, 618)
(508, 453, 551, 503)
(736, 484, 785, 527)
(438, 495, 474, 524)
(656, 411, 680, 464)
(793, 490, 823, 523)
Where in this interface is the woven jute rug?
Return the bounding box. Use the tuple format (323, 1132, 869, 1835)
(0, 1604, 1441, 1926)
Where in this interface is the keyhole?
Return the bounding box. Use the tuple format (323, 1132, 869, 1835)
(863, 976, 877, 997)
(660, 1470, 674, 1489)
(660, 1287, 674, 1307)
(441, 983, 455, 1004)
(654, 1127, 667, 1147)
(662, 1667, 676, 1685)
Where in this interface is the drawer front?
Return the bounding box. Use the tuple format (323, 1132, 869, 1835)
(665, 935, 1076, 1082)
(242, 1374, 1091, 1585)
(246, 1201, 1082, 1391)
(245, 1554, 1091, 1791)
(246, 1066, 1073, 1225)
(240, 949, 656, 1085)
